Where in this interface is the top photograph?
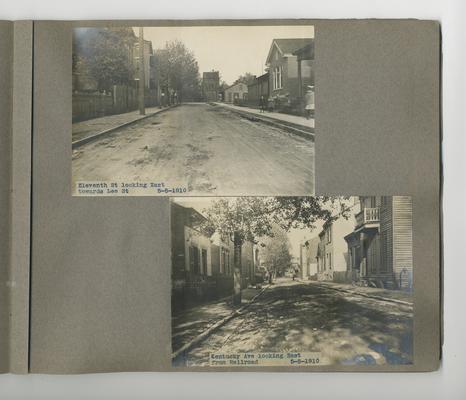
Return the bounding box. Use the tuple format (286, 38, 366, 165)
(71, 23, 315, 196)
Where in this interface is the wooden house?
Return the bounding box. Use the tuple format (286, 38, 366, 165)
(316, 217, 354, 282)
(344, 196, 413, 289)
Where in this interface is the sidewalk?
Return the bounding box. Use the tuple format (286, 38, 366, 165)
(213, 102, 314, 135)
(72, 106, 165, 143)
(172, 287, 265, 355)
(308, 280, 413, 305)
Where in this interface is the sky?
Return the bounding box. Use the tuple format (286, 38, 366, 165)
(134, 25, 314, 85)
(173, 197, 323, 259)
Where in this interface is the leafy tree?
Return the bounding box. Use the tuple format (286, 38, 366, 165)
(219, 80, 229, 91)
(154, 40, 201, 101)
(259, 225, 292, 278)
(73, 27, 136, 92)
(202, 196, 351, 304)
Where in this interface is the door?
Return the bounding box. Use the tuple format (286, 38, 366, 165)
(191, 246, 200, 275)
(201, 249, 207, 275)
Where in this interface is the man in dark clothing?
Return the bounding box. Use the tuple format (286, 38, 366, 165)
(259, 95, 266, 113)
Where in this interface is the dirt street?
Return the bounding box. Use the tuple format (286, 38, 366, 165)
(174, 278, 413, 367)
(72, 103, 314, 196)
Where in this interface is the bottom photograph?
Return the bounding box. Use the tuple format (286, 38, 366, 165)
(170, 196, 413, 367)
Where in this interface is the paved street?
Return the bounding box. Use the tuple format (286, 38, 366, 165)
(174, 278, 413, 367)
(72, 103, 314, 195)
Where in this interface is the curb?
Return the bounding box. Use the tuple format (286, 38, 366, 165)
(171, 285, 269, 361)
(212, 103, 315, 141)
(311, 282, 413, 307)
(72, 105, 177, 149)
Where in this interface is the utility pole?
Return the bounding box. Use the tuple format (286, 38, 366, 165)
(138, 27, 145, 115)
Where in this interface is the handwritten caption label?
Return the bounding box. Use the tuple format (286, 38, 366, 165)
(209, 352, 326, 367)
(74, 181, 189, 196)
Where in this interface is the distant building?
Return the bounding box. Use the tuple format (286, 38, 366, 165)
(202, 71, 220, 102)
(224, 82, 248, 104)
(299, 236, 319, 279)
(265, 38, 314, 113)
(133, 39, 155, 89)
(133, 38, 158, 107)
(344, 196, 413, 290)
(316, 216, 354, 282)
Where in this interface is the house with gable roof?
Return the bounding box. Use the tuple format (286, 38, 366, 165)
(265, 38, 314, 113)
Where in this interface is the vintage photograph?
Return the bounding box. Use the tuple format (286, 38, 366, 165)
(71, 25, 315, 196)
(171, 196, 414, 367)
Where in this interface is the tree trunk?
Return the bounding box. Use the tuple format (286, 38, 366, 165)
(233, 233, 242, 306)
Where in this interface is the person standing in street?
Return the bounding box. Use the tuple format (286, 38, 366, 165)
(160, 90, 166, 108)
(304, 85, 315, 120)
(259, 94, 266, 113)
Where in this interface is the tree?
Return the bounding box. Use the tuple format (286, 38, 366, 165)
(73, 27, 136, 92)
(219, 80, 229, 91)
(202, 196, 351, 305)
(154, 40, 201, 102)
(235, 72, 256, 86)
(259, 225, 292, 279)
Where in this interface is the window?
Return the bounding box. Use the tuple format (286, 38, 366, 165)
(380, 236, 388, 272)
(220, 249, 224, 274)
(189, 246, 194, 272)
(221, 248, 225, 274)
(189, 246, 200, 275)
(326, 227, 332, 244)
(226, 249, 230, 274)
(273, 66, 282, 90)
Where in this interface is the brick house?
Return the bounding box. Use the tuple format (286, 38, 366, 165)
(171, 202, 255, 310)
(265, 38, 314, 113)
(133, 38, 158, 107)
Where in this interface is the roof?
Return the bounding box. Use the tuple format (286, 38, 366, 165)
(256, 72, 269, 81)
(266, 38, 313, 64)
(292, 43, 315, 60)
(247, 72, 269, 88)
(225, 82, 248, 91)
(171, 202, 211, 236)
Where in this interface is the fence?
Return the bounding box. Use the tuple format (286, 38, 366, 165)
(72, 92, 115, 122)
(72, 85, 158, 122)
